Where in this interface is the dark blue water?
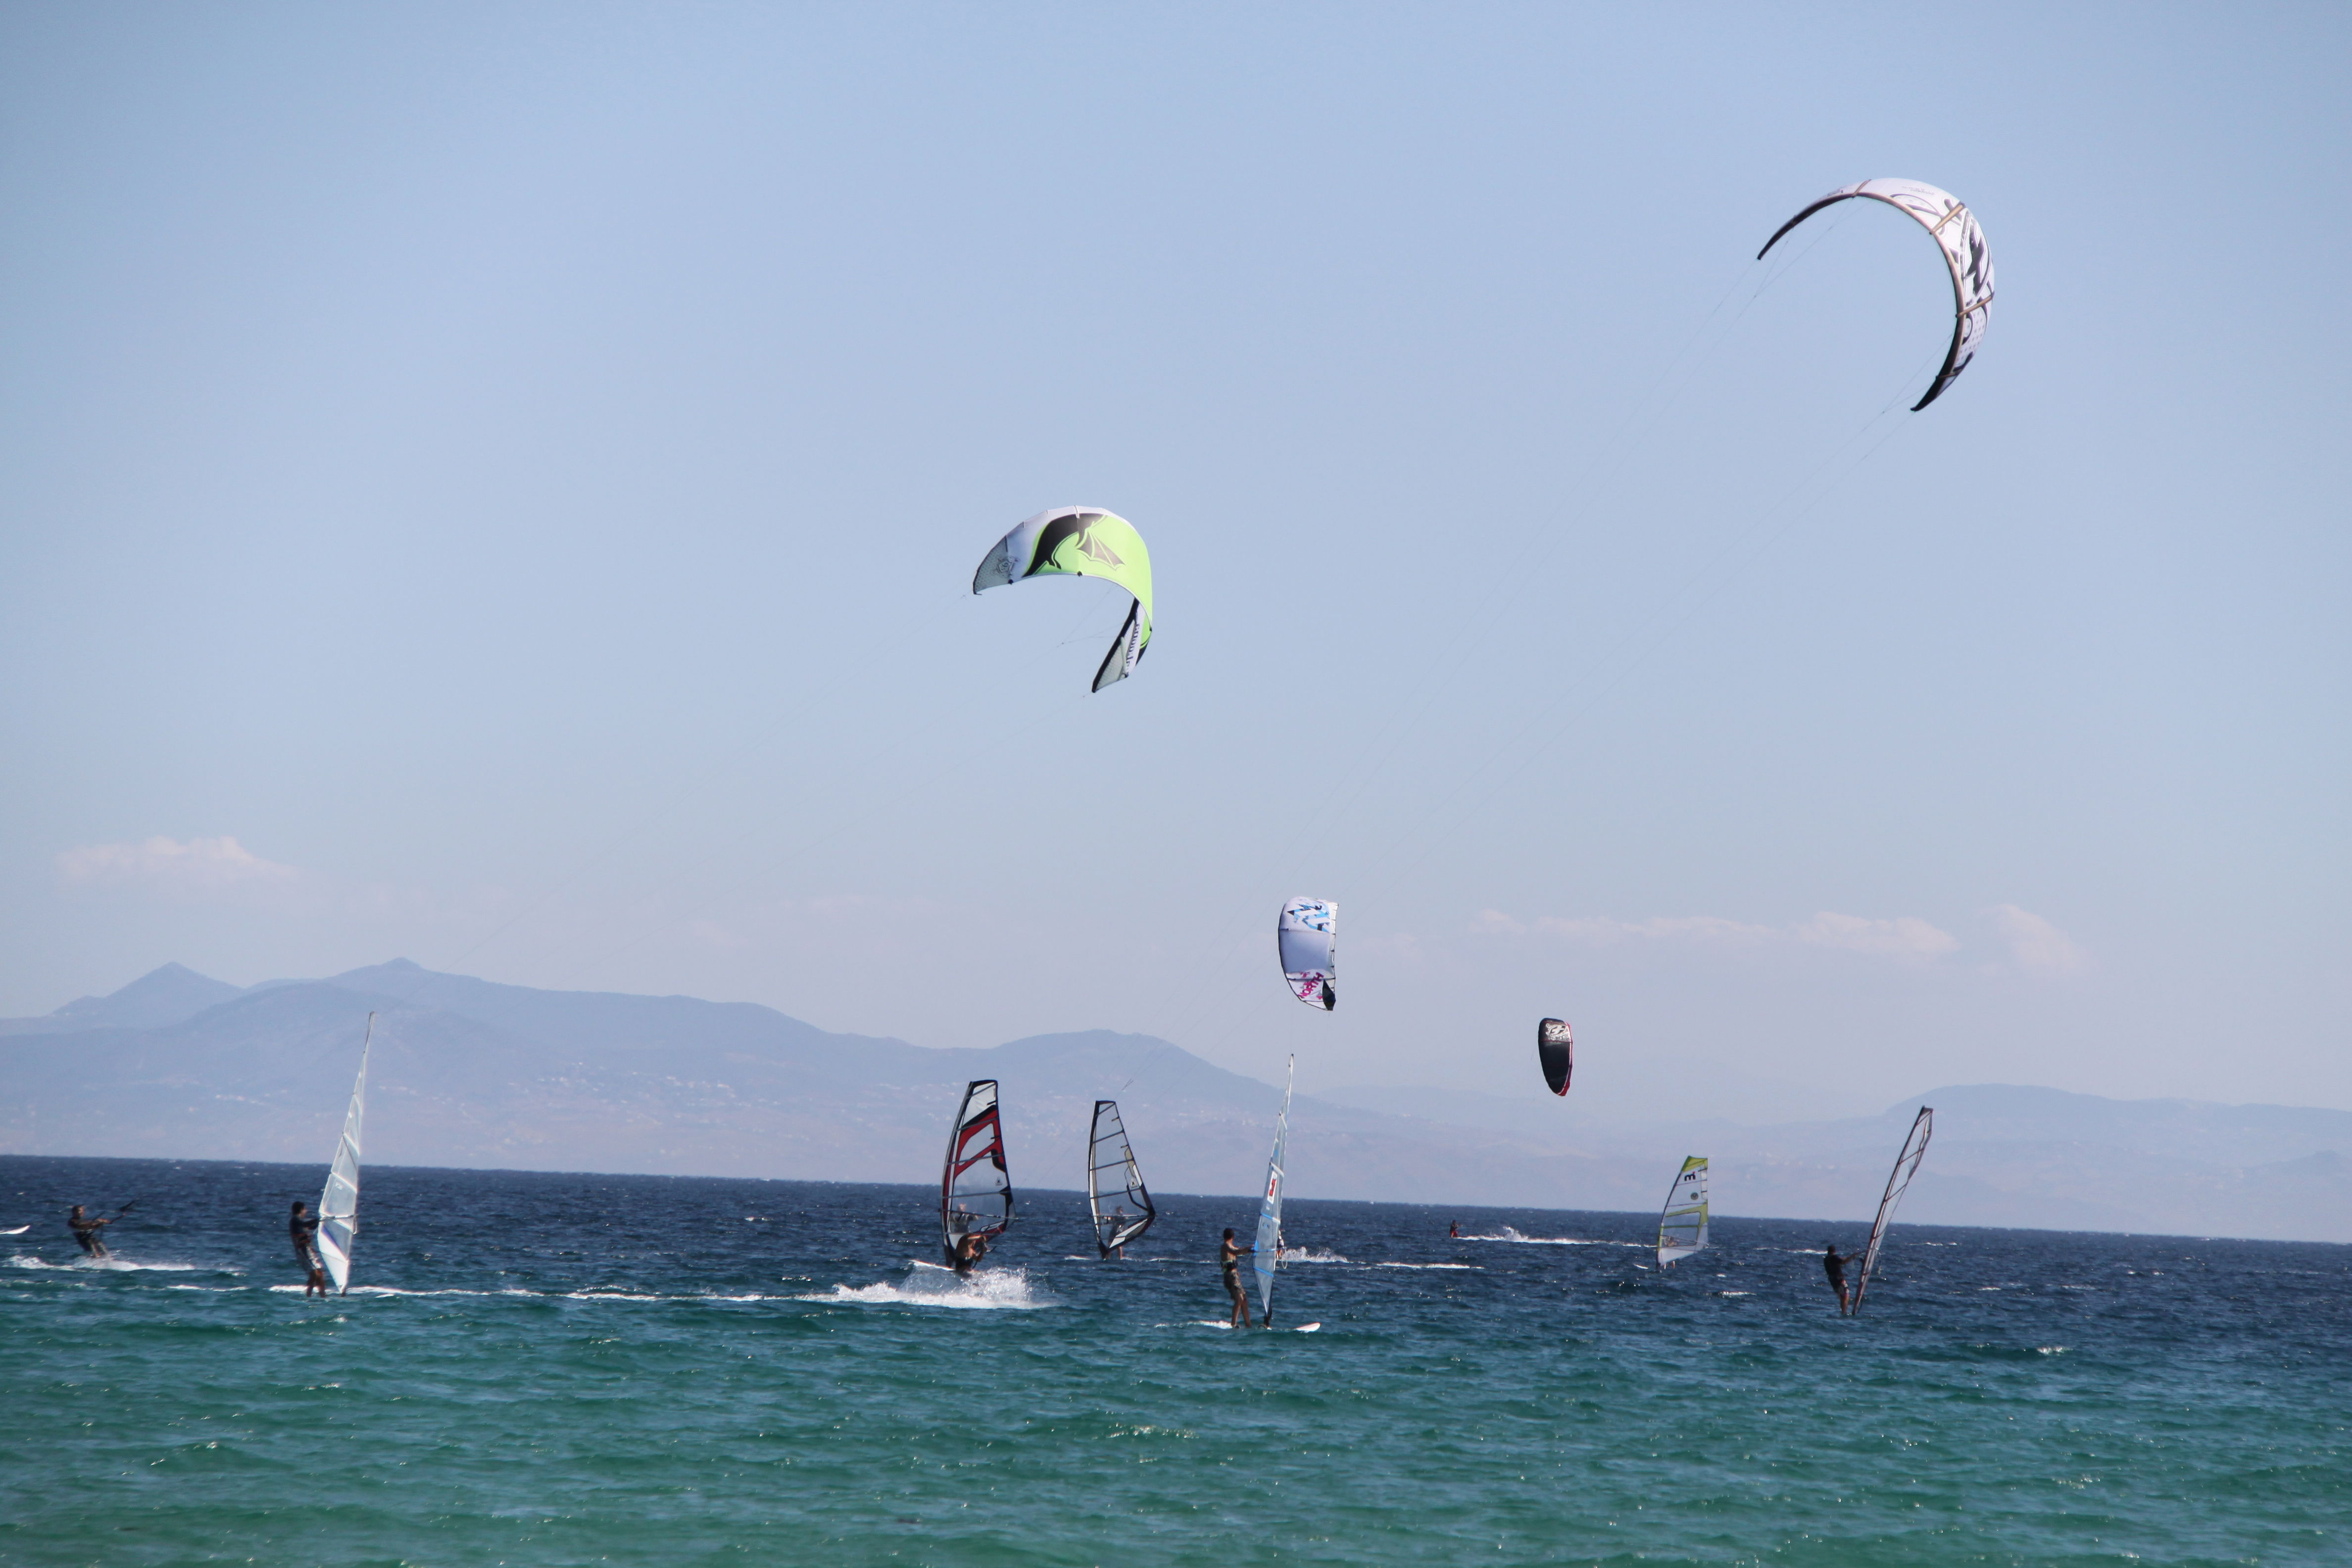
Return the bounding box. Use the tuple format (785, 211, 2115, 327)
(3, 1155, 2347, 1566)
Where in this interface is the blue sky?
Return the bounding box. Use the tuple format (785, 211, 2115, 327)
(3, 3, 2346, 1118)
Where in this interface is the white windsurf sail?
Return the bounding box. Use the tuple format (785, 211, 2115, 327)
(1854, 1106, 1933, 1313)
(315, 1012, 373, 1295)
(1252, 1056, 1294, 1326)
(942, 1079, 1013, 1265)
(1657, 1155, 1709, 1266)
(1278, 899, 1336, 1010)
(1086, 1100, 1156, 1257)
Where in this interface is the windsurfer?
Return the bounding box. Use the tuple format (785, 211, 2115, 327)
(1220, 1228, 1254, 1327)
(1823, 1242, 1855, 1315)
(950, 1231, 989, 1276)
(66, 1205, 117, 1260)
(1449, 1220, 1460, 1239)
(291, 1200, 327, 1298)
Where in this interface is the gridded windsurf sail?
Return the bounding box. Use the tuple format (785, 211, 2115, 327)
(1758, 179, 1994, 411)
(1537, 1018, 1573, 1095)
(1253, 1057, 1294, 1327)
(972, 507, 1155, 691)
(1087, 1100, 1156, 1257)
(1657, 1156, 1709, 1267)
(1278, 898, 1337, 1010)
(942, 1079, 1014, 1263)
(315, 1012, 372, 1295)
(1854, 1107, 1933, 1313)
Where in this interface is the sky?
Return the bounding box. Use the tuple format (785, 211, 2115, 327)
(2, 3, 2347, 1121)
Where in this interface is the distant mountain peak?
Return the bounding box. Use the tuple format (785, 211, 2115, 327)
(42, 962, 245, 1032)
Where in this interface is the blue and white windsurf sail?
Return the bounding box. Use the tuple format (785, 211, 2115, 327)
(1657, 1156, 1709, 1266)
(1854, 1107, 1933, 1313)
(316, 1013, 372, 1295)
(1253, 1056, 1294, 1326)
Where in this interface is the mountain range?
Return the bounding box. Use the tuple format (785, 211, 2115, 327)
(4, 962, 2346, 1242)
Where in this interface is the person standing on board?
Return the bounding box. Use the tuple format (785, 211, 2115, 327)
(950, 1231, 989, 1276)
(66, 1205, 118, 1260)
(1220, 1228, 1254, 1328)
(1822, 1242, 1856, 1315)
(291, 1200, 327, 1299)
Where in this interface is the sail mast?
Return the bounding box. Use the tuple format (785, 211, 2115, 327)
(1252, 1056, 1294, 1327)
(1854, 1107, 1934, 1313)
(316, 1012, 372, 1296)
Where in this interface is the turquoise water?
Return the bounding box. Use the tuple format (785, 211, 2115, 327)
(3, 1156, 2346, 1566)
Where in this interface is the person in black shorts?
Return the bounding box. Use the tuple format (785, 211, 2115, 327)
(291, 1201, 327, 1298)
(67, 1205, 117, 1260)
(1220, 1228, 1254, 1328)
(1823, 1242, 1855, 1315)
(950, 1231, 989, 1276)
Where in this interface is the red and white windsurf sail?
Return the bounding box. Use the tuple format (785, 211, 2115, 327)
(942, 1079, 1014, 1263)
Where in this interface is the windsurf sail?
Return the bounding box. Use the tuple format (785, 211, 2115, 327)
(1537, 1018, 1573, 1095)
(942, 1079, 1013, 1264)
(1253, 1056, 1294, 1326)
(1278, 898, 1336, 1010)
(1854, 1106, 1933, 1313)
(315, 1012, 372, 1295)
(1086, 1100, 1156, 1257)
(1656, 1155, 1709, 1266)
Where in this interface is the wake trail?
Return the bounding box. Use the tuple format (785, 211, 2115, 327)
(795, 1265, 1058, 1311)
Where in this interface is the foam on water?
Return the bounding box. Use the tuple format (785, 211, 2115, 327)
(1457, 1226, 1624, 1246)
(8, 1252, 207, 1272)
(796, 1264, 1056, 1311)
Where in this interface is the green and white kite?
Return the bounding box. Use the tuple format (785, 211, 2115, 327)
(972, 507, 1154, 691)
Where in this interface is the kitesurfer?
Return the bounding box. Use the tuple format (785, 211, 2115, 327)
(1449, 1220, 1460, 1239)
(1220, 1228, 1254, 1328)
(291, 1200, 327, 1298)
(950, 1231, 989, 1276)
(66, 1205, 118, 1260)
(1823, 1242, 1855, 1315)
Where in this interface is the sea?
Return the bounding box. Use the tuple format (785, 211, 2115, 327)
(2, 1155, 2345, 1567)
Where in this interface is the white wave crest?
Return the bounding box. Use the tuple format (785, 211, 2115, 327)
(268, 1283, 500, 1298)
(1374, 1262, 1478, 1270)
(1277, 1247, 1349, 1264)
(1458, 1227, 1595, 1246)
(796, 1265, 1056, 1311)
(8, 1254, 205, 1272)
